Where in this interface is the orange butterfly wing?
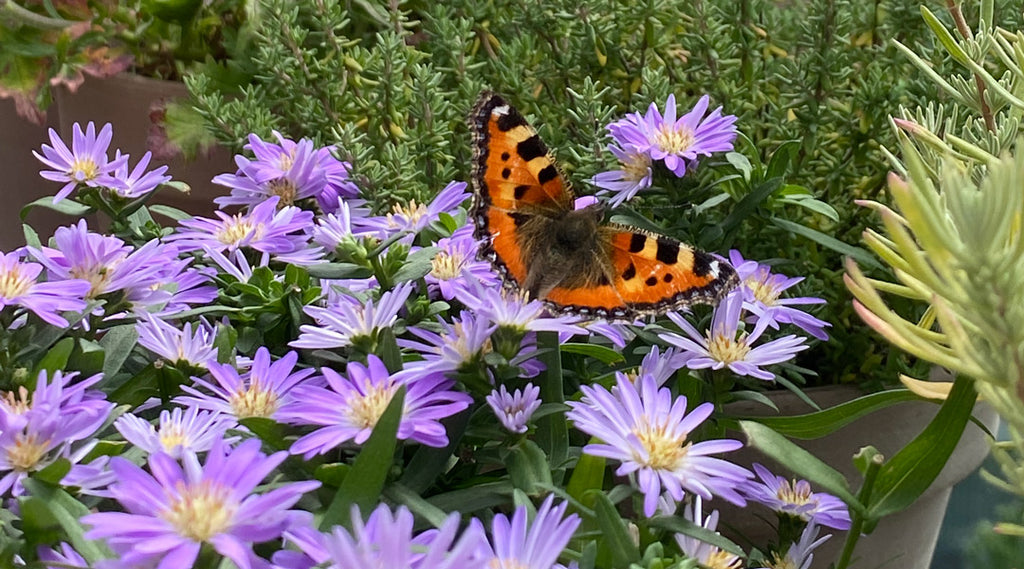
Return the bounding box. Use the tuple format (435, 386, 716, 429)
(470, 92, 737, 319)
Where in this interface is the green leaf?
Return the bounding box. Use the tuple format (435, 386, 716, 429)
(69, 338, 105, 376)
(920, 6, 969, 65)
(739, 420, 863, 513)
(32, 458, 71, 485)
(560, 342, 625, 365)
(770, 217, 882, 270)
(384, 483, 451, 529)
(765, 140, 801, 181)
(426, 481, 514, 513)
(20, 197, 91, 220)
(321, 385, 405, 530)
(392, 246, 440, 283)
(590, 490, 641, 568)
(719, 178, 783, 235)
(507, 439, 553, 494)
(375, 326, 404, 374)
(399, 410, 469, 493)
(21, 479, 112, 561)
(535, 332, 568, 475)
(777, 195, 841, 222)
(566, 448, 606, 509)
(867, 375, 978, 519)
(647, 516, 745, 557)
(731, 390, 921, 439)
(34, 337, 74, 376)
(99, 325, 138, 379)
(305, 262, 374, 280)
(725, 152, 753, 181)
(148, 204, 192, 221)
(239, 417, 289, 452)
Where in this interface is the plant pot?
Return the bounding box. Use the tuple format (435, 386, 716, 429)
(54, 73, 234, 220)
(0, 98, 75, 250)
(721, 384, 997, 569)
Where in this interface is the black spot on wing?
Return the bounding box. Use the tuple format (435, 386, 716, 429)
(645, 276, 658, 286)
(496, 109, 526, 132)
(501, 152, 510, 161)
(501, 168, 511, 179)
(693, 252, 715, 276)
(655, 237, 680, 264)
(538, 165, 558, 184)
(629, 233, 646, 253)
(514, 185, 531, 200)
(508, 212, 532, 227)
(663, 273, 673, 283)
(621, 262, 636, 281)
(517, 135, 547, 162)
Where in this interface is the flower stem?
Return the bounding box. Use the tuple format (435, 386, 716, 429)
(0, 0, 77, 30)
(835, 451, 884, 569)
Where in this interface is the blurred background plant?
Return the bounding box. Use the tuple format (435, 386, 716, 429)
(846, 0, 1024, 541)
(0, 0, 254, 123)
(167, 0, 1024, 392)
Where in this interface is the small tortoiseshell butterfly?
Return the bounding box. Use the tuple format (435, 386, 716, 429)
(469, 92, 738, 319)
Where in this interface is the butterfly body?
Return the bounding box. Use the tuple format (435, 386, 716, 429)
(470, 92, 737, 319)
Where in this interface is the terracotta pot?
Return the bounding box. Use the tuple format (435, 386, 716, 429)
(54, 73, 234, 219)
(0, 98, 73, 250)
(720, 384, 997, 569)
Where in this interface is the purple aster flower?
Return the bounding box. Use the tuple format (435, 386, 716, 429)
(741, 463, 851, 530)
(29, 221, 179, 306)
(425, 225, 500, 301)
(176, 347, 315, 421)
(356, 181, 469, 240)
(399, 310, 497, 375)
(674, 497, 743, 569)
(38, 542, 88, 569)
(471, 495, 580, 569)
(0, 252, 89, 327)
(311, 199, 374, 253)
(728, 250, 831, 341)
(155, 265, 218, 315)
(308, 504, 483, 569)
(608, 94, 737, 178)
(661, 292, 809, 381)
(136, 313, 218, 368)
(33, 121, 128, 203)
(614, 345, 692, 388)
(457, 279, 585, 336)
(82, 438, 320, 569)
(114, 407, 239, 459)
(566, 374, 751, 517)
(762, 523, 831, 569)
(561, 318, 634, 349)
(291, 282, 414, 350)
(171, 196, 317, 262)
(486, 383, 541, 434)
(214, 132, 328, 210)
(279, 355, 472, 457)
(106, 150, 171, 198)
(591, 143, 654, 207)
(62, 454, 117, 497)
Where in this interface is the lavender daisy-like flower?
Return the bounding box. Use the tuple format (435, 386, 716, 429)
(399, 310, 497, 375)
(630, 345, 692, 387)
(214, 132, 327, 209)
(425, 225, 500, 301)
(675, 497, 743, 569)
(106, 150, 171, 198)
(136, 313, 218, 368)
(291, 282, 414, 350)
(762, 523, 831, 569)
(0, 252, 89, 327)
(176, 347, 315, 421)
(114, 407, 239, 459)
(311, 199, 374, 253)
(279, 355, 472, 457)
(472, 495, 580, 569)
(309, 504, 483, 569)
(591, 143, 654, 207)
(609, 94, 737, 178)
(33, 121, 128, 203)
(486, 383, 541, 434)
(356, 181, 469, 240)
(82, 438, 320, 569)
(171, 196, 316, 262)
(38, 542, 89, 569)
(728, 250, 831, 341)
(566, 374, 751, 517)
(457, 279, 584, 336)
(661, 292, 809, 381)
(741, 463, 851, 530)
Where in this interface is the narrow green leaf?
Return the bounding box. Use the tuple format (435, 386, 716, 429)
(305, 262, 374, 280)
(770, 217, 882, 270)
(393, 246, 440, 283)
(590, 490, 641, 568)
(778, 196, 841, 222)
(731, 390, 921, 439)
(765, 140, 801, 181)
(399, 410, 469, 493)
(20, 197, 91, 220)
(375, 327, 404, 374)
(920, 6, 969, 65)
(321, 386, 405, 530)
(34, 337, 74, 377)
(560, 342, 625, 364)
(384, 483, 451, 529)
(99, 325, 138, 380)
(426, 481, 514, 513)
(148, 204, 192, 221)
(739, 420, 863, 513)
(239, 417, 289, 452)
(21, 479, 112, 561)
(867, 376, 978, 519)
(719, 178, 783, 235)
(535, 332, 568, 475)
(507, 439, 553, 494)
(647, 515, 745, 557)
(566, 448, 606, 509)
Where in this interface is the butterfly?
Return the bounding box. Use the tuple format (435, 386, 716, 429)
(469, 92, 738, 320)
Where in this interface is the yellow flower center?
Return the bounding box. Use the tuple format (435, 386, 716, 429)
(267, 178, 298, 206)
(276, 152, 295, 172)
(777, 480, 813, 506)
(745, 275, 782, 306)
(386, 200, 428, 229)
(769, 552, 798, 569)
(229, 378, 280, 419)
(162, 481, 237, 541)
(620, 151, 652, 181)
(1, 387, 32, 415)
(216, 215, 262, 247)
(347, 382, 397, 429)
(69, 264, 117, 299)
(654, 124, 696, 155)
(6, 432, 50, 471)
(705, 549, 744, 569)
(69, 157, 100, 181)
(0, 265, 34, 300)
(159, 423, 189, 453)
(448, 322, 492, 360)
(706, 329, 751, 364)
(489, 559, 529, 569)
(632, 423, 690, 470)
(430, 250, 464, 280)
